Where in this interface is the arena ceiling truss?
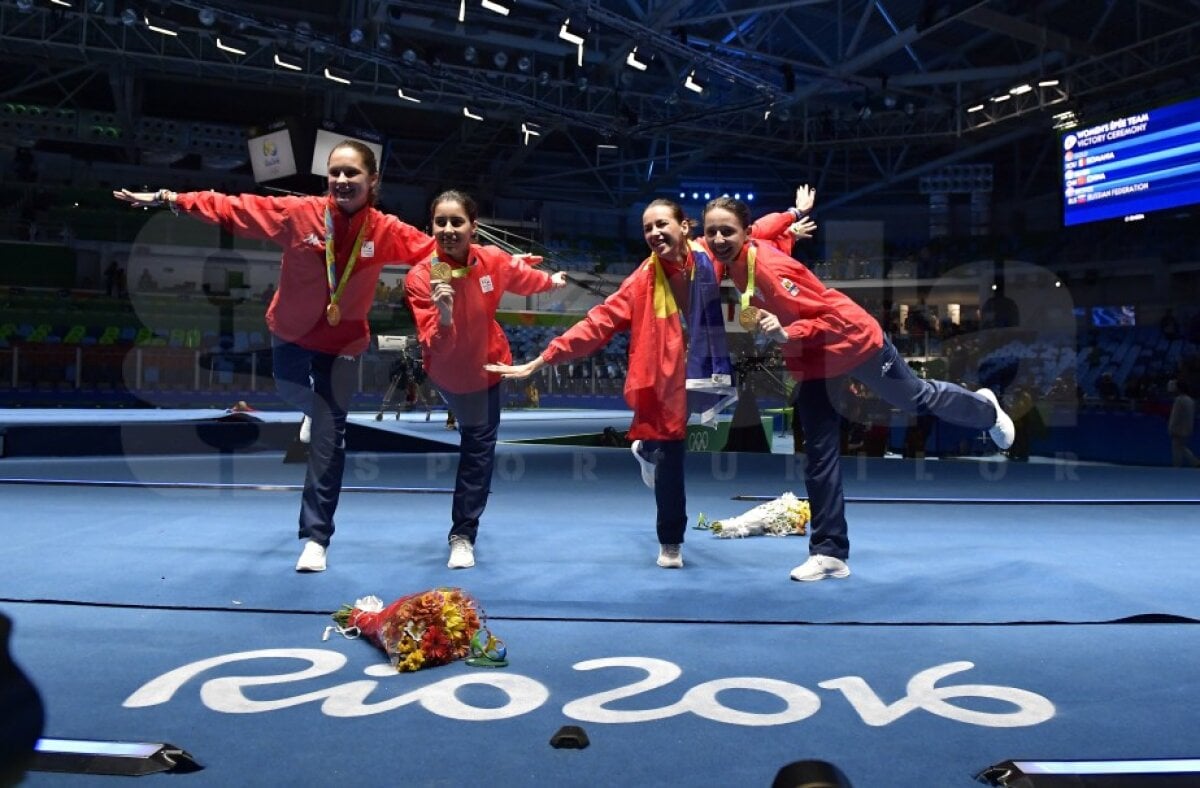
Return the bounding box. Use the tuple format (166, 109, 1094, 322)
(2, 0, 1200, 210)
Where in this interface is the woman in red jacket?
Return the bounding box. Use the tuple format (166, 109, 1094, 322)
(404, 190, 566, 569)
(486, 199, 799, 569)
(114, 140, 435, 573)
(701, 193, 1015, 583)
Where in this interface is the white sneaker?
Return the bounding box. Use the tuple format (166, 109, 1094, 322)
(295, 540, 326, 572)
(976, 388, 1015, 450)
(790, 554, 850, 582)
(299, 415, 312, 444)
(447, 536, 475, 569)
(631, 440, 657, 489)
(657, 543, 683, 568)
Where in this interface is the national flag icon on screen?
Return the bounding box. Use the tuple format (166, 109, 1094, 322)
(1076, 176, 1087, 185)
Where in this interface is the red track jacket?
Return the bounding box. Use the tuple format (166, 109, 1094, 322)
(726, 239, 883, 381)
(406, 245, 559, 394)
(175, 192, 434, 356)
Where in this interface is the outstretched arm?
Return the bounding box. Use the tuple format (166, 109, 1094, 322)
(500, 249, 568, 294)
(116, 188, 294, 243)
(113, 188, 177, 211)
(485, 355, 546, 380)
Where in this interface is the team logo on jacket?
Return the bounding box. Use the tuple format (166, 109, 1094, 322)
(302, 233, 324, 251)
(361, 241, 375, 258)
(479, 275, 494, 293)
(780, 277, 800, 296)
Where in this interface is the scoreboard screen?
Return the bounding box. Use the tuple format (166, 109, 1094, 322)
(1061, 94, 1200, 226)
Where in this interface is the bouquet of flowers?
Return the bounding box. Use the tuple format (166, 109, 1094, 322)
(695, 493, 811, 538)
(330, 587, 484, 672)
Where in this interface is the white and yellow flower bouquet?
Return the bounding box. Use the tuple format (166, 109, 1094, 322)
(696, 493, 810, 538)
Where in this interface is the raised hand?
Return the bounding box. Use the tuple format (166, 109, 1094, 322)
(794, 184, 816, 215)
(756, 309, 789, 343)
(432, 281, 455, 325)
(789, 216, 818, 240)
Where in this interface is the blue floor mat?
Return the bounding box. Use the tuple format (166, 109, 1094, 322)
(7, 603, 1199, 788)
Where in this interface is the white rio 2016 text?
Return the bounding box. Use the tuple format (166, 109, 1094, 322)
(125, 651, 1055, 729)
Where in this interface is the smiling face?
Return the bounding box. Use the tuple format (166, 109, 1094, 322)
(326, 145, 378, 214)
(642, 202, 689, 263)
(702, 206, 750, 266)
(431, 199, 476, 263)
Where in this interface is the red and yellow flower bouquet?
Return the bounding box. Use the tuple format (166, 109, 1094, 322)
(331, 588, 484, 672)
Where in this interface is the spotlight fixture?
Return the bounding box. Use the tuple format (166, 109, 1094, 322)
(323, 66, 352, 85)
(376, 31, 393, 52)
(197, 8, 216, 26)
(463, 107, 483, 121)
(144, 13, 179, 37)
(120, 8, 137, 26)
(463, 45, 477, 63)
(396, 87, 421, 103)
(401, 48, 418, 66)
(683, 70, 703, 94)
(558, 18, 584, 46)
(516, 56, 531, 73)
(215, 36, 248, 56)
(493, 51, 508, 68)
(348, 27, 364, 45)
(557, 19, 586, 66)
(537, 70, 550, 86)
(481, 0, 509, 15)
(16, 0, 33, 10)
(626, 47, 648, 71)
(273, 52, 303, 71)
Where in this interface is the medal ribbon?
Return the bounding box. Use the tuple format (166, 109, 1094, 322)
(324, 206, 370, 309)
(736, 244, 757, 312)
(430, 252, 473, 279)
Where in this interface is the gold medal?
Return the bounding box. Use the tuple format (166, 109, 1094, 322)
(430, 261, 452, 282)
(739, 305, 760, 331)
(326, 302, 341, 326)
